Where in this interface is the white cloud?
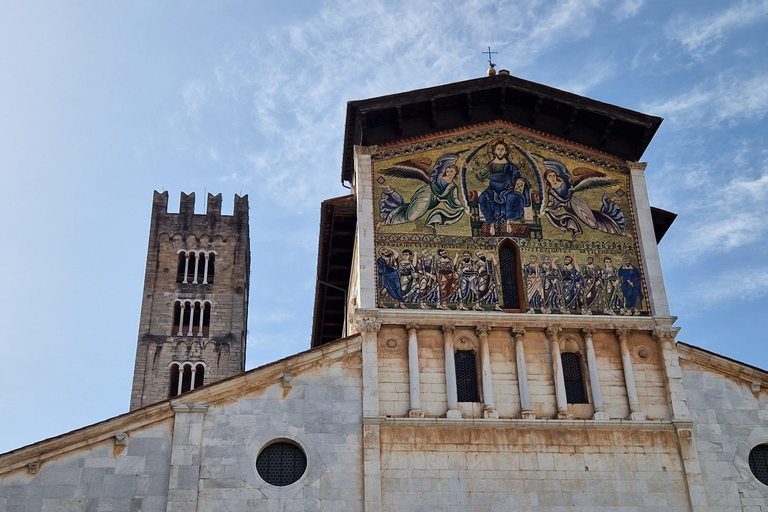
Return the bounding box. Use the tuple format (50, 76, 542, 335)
(666, 0, 768, 59)
(678, 266, 768, 308)
(643, 71, 768, 129)
(176, 0, 627, 209)
(659, 147, 768, 262)
(614, 0, 643, 20)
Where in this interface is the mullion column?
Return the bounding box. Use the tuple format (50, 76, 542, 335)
(547, 325, 571, 419)
(443, 325, 460, 419)
(582, 328, 608, 420)
(406, 323, 424, 418)
(617, 327, 645, 420)
(512, 326, 535, 419)
(477, 325, 498, 419)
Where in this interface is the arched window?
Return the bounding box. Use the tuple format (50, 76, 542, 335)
(561, 352, 588, 404)
(498, 240, 523, 311)
(172, 301, 211, 337)
(176, 250, 216, 285)
(168, 362, 206, 398)
(455, 350, 480, 402)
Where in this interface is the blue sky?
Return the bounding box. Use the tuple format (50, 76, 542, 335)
(1, 0, 766, 453)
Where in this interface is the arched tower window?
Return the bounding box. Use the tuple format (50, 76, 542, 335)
(561, 352, 588, 404)
(455, 350, 480, 402)
(176, 250, 216, 285)
(169, 362, 206, 398)
(172, 301, 212, 337)
(498, 239, 524, 311)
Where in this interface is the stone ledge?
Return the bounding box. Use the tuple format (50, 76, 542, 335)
(355, 309, 678, 332)
(364, 416, 677, 431)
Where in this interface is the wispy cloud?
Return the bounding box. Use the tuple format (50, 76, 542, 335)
(659, 146, 768, 263)
(666, 0, 768, 59)
(643, 71, 768, 129)
(614, 0, 643, 20)
(678, 266, 768, 308)
(172, 0, 631, 209)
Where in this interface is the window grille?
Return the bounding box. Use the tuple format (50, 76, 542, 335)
(256, 442, 307, 486)
(561, 352, 588, 404)
(749, 444, 768, 486)
(499, 243, 521, 310)
(455, 350, 480, 402)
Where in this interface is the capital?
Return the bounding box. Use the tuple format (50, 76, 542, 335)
(615, 327, 631, 339)
(581, 327, 596, 337)
(545, 325, 562, 341)
(476, 325, 491, 336)
(511, 326, 526, 337)
(406, 323, 420, 333)
(356, 318, 382, 332)
(441, 324, 455, 333)
(652, 327, 679, 341)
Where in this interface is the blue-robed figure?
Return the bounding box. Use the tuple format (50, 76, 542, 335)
(377, 247, 405, 307)
(474, 140, 531, 230)
(618, 257, 643, 312)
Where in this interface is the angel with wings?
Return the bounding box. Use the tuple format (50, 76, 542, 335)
(377, 152, 467, 229)
(540, 158, 627, 238)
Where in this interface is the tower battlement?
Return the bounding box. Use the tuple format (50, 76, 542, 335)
(151, 191, 248, 228)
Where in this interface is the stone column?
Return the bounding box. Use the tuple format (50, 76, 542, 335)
(406, 323, 424, 418)
(477, 325, 498, 419)
(166, 403, 208, 512)
(653, 327, 691, 422)
(442, 324, 460, 419)
(512, 326, 535, 419)
(182, 252, 189, 284)
(617, 327, 645, 420)
(353, 146, 378, 309)
(547, 325, 571, 419)
(202, 253, 210, 284)
(582, 328, 608, 420)
(628, 162, 671, 317)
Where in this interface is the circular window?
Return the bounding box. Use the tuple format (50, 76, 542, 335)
(750, 444, 768, 486)
(749, 444, 768, 485)
(256, 441, 307, 486)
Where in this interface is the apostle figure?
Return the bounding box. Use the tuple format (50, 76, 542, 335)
(436, 249, 459, 310)
(618, 256, 643, 315)
(523, 255, 544, 312)
(377, 247, 406, 308)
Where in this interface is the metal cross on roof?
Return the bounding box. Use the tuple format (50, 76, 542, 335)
(483, 47, 497, 68)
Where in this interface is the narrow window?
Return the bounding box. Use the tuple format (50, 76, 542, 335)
(192, 303, 202, 336)
(180, 365, 192, 393)
(196, 253, 206, 284)
(207, 254, 215, 284)
(202, 303, 211, 337)
(169, 364, 180, 398)
(194, 364, 205, 389)
(186, 253, 197, 283)
(176, 253, 187, 283)
(172, 302, 182, 335)
(562, 352, 588, 404)
(498, 240, 523, 311)
(455, 350, 480, 402)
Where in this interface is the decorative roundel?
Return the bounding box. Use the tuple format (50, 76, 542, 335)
(256, 441, 307, 486)
(749, 444, 768, 486)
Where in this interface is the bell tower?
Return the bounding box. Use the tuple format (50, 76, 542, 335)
(129, 191, 250, 410)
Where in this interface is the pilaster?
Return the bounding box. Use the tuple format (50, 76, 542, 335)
(166, 403, 208, 512)
(628, 162, 670, 317)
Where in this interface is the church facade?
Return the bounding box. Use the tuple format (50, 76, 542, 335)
(1, 74, 767, 512)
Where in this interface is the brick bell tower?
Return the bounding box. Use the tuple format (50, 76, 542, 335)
(129, 191, 250, 410)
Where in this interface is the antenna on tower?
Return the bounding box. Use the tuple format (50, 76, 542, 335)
(483, 47, 498, 76)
